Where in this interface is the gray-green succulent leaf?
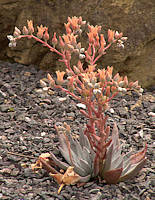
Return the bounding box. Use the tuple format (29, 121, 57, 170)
(57, 125, 96, 179)
(101, 122, 147, 183)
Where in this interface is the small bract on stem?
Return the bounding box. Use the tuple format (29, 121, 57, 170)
(8, 16, 146, 194)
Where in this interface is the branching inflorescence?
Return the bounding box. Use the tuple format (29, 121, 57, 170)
(8, 16, 147, 194)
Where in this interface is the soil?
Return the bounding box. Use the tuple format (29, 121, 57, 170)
(0, 60, 154, 200)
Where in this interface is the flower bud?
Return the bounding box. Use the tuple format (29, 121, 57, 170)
(40, 80, 47, 87)
(81, 21, 86, 25)
(22, 26, 29, 35)
(113, 73, 120, 81)
(93, 88, 101, 95)
(9, 42, 16, 47)
(105, 86, 111, 97)
(66, 69, 73, 76)
(105, 72, 111, 81)
(118, 87, 127, 92)
(118, 87, 123, 92)
(86, 83, 93, 88)
(121, 37, 128, 41)
(43, 28, 49, 42)
(47, 73, 55, 87)
(94, 83, 100, 89)
(122, 88, 127, 92)
(52, 32, 58, 46)
(132, 81, 139, 88)
(124, 76, 128, 86)
(27, 20, 34, 34)
(111, 86, 117, 93)
(7, 35, 14, 41)
(115, 31, 123, 39)
(37, 25, 45, 39)
(79, 54, 85, 59)
(118, 81, 125, 87)
(59, 36, 65, 48)
(56, 70, 65, 85)
(13, 27, 21, 37)
(139, 88, 143, 93)
(108, 29, 115, 43)
(80, 48, 85, 53)
(66, 44, 74, 51)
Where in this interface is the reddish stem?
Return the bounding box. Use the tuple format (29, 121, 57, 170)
(90, 45, 96, 65)
(17, 35, 63, 56)
(92, 39, 117, 65)
(55, 85, 81, 101)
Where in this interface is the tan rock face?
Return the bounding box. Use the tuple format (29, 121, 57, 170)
(0, 0, 155, 88)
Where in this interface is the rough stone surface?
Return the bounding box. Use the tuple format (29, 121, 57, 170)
(0, 0, 155, 88)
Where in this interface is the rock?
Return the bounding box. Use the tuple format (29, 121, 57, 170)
(0, 0, 154, 88)
(118, 107, 128, 118)
(76, 103, 86, 109)
(0, 105, 11, 112)
(0, 168, 12, 175)
(43, 138, 51, 143)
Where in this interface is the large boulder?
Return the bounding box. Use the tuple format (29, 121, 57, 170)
(0, 0, 154, 88)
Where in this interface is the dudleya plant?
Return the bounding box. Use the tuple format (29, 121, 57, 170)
(8, 16, 147, 193)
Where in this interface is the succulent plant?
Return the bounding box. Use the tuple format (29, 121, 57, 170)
(50, 122, 96, 182)
(100, 123, 147, 184)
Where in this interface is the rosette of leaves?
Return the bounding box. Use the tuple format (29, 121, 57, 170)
(50, 122, 96, 182)
(100, 123, 147, 184)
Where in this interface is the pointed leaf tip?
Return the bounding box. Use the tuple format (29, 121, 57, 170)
(130, 143, 147, 165)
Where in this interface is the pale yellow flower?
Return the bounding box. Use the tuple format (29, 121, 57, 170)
(56, 71, 65, 85)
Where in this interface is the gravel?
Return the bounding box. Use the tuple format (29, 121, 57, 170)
(0, 60, 154, 200)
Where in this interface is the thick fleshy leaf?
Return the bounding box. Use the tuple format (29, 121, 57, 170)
(111, 123, 120, 147)
(57, 123, 96, 177)
(79, 130, 91, 150)
(130, 143, 147, 164)
(111, 148, 121, 162)
(50, 152, 69, 170)
(73, 163, 88, 177)
(103, 143, 113, 171)
(75, 139, 84, 158)
(83, 147, 91, 163)
(121, 162, 132, 177)
(79, 158, 92, 174)
(123, 151, 133, 165)
(119, 157, 147, 182)
(59, 146, 72, 165)
(59, 134, 72, 162)
(103, 168, 123, 184)
(112, 156, 123, 169)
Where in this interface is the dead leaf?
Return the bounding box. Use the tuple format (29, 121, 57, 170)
(50, 166, 80, 194)
(31, 153, 51, 172)
(50, 173, 63, 184)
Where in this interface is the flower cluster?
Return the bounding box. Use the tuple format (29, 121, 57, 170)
(8, 16, 147, 193)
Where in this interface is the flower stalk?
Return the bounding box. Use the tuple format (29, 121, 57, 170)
(8, 16, 147, 193)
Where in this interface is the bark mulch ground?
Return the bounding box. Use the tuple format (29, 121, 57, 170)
(0, 60, 154, 200)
